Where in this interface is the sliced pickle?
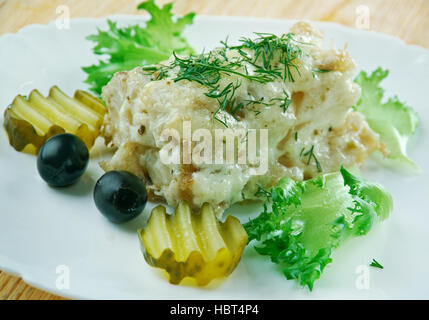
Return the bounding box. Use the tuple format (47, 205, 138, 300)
(3, 86, 105, 154)
(138, 201, 248, 286)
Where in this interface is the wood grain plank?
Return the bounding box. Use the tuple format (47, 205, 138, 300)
(0, 273, 21, 300)
(17, 285, 35, 300)
(5, 278, 28, 300)
(0, 0, 427, 300)
(0, 0, 428, 48)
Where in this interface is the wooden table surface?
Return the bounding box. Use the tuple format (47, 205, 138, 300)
(1, 0, 428, 300)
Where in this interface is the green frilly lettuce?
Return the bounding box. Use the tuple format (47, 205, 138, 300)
(244, 167, 393, 290)
(82, 0, 195, 95)
(354, 68, 419, 170)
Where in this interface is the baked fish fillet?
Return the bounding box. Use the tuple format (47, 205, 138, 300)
(100, 22, 382, 215)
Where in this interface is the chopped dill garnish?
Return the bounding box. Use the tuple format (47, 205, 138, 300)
(301, 145, 322, 172)
(312, 69, 331, 73)
(241, 190, 246, 200)
(294, 132, 298, 141)
(312, 69, 331, 78)
(370, 259, 384, 269)
(241, 130, 249, 143)
(243, 97, 273, 107)
(206, 81, 243, 125)
(227, 32, 304, 82)
(172, 51, 274, 85)
(254, 184, 272, 200)
(270, 89, 292, 113)
(144, 32, 305, 126)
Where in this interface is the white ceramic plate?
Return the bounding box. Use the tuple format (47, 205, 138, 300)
(0, 15, 428, 300)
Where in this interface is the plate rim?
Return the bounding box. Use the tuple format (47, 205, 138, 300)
(1, 13, 428, 54)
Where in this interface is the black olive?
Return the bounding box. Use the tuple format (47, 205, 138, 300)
(93, 170, 147, 223)
(37, 133, 89, 187)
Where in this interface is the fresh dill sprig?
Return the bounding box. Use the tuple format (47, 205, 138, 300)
(301, 145, 322, 172)
(241, 190, 246, 200)
(270, 89, 292, 113)
(172, 51, 274, 85)
(370, 259, 384, 269)
(228, 32, 304, 82)
(144, 32, 305, 126)
(207, 81, 243, 126)
(243, 97, 273, 107)
(312, 68, 331, 78)
(254, 184, 272, 200)
(312, 69, 331, 73)
(241, 130, 249, 143)
(169, 52, 280, 125)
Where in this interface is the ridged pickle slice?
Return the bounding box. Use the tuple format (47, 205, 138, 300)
(138, 201, 248, 286)
(3, 86, 105, 154)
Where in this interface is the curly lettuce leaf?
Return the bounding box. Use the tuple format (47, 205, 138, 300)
(82, 0, 195, 95)
(354, 68, 419, 170)
(243, 167, 393, 290)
